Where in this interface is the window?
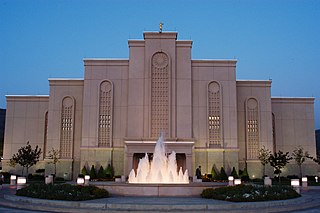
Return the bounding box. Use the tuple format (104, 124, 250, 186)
(246, 98, 259, 159)
(43, 111, 48, 158)
(98, 81, 113, 147)
(208, 81, 222, 147)
(151, 52, 169, 137)
(60, 97, 74, 159)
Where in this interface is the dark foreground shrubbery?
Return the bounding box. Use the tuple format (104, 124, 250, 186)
(16, 183, 109, 201)
(201, 184, 300, 202)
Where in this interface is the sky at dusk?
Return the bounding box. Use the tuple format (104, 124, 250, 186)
(0, 0, 319, 129)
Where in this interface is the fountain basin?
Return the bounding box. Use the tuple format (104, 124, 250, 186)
(92, 182, 226, 197)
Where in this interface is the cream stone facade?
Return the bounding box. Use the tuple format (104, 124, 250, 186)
(3, 31, 317, 179)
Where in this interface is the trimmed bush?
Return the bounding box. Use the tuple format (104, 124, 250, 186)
(218, 167, 228, 180)
(16, 183, 109, 201)
(90, 165, 96, 179)
(97, 166, 106, 179)
(201, 184, 300, 202)
(211, 166, 218, 180)
(231, 167, 239, 179)
(105, 164, 114, 178)
(241, 167, 250, 181)
(81, 166, 88, 176)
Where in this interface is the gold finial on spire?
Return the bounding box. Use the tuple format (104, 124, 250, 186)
(159, 22, 163, 33)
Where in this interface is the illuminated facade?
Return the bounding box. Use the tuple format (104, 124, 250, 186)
(3, 31, 317, 179)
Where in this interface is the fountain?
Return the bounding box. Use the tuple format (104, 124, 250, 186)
(128, 134, 189, 184)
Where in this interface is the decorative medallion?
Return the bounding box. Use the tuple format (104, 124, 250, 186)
(100, 81, 112, 92)
(209, 82, 220, 93)
(152, 52, 168, 68)
(247, 98, 258, 109)
(63, 97, 73, 107)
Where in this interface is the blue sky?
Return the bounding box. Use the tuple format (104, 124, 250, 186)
(0, 0, 319, 129)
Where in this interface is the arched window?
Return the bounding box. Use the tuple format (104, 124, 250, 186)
(272, 113, 276, 153)
(208, 81, 222, 147)
(151, 52, 169, 137)
(43, 111, 48, 158)
(98, 80, 113, 147)
(246, 98, 259, 159)
(60, 97, 74, 159)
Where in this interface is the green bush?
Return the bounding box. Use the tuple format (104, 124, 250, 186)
(218, 167, 228, 180)
(241, 167, 250, 181)
(81, 166, 88, 176)
(90, 165, 96, 179)
(211, 166, 218, 180)
(231, 167, 239, 179)
(16, 183, 109, 201)
(201, 184, 300, 202)
(97, 166, 106, 179)
(105, 164, 114, 178)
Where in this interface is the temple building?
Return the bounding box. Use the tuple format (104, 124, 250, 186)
(3, 31, 317, 179)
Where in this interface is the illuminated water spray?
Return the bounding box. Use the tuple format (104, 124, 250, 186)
(128, 134, 189, 184)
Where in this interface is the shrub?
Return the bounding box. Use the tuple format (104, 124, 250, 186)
(201, 184, 300, 202)
(241, 167, 250, 181)
(90, 165, 96, 179)
(105, 164, 114, 178)
(28, 174, 45, 181)
(97, 166, 106, 179)
(16, 183, 109, 201)
(35, 169, 45, 173)
(211, 165, 218, 180)
(218, 167, 228, 180)
(54, 177, 65, 182)
(231, 167, 239, 179)
(81, 166, 88, 176)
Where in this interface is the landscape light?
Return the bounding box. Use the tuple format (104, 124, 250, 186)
(77, 177, 85, 185)
(291, 179, 300, 187)
(234, 179, 241, 185)
(17, 177, 26, 184)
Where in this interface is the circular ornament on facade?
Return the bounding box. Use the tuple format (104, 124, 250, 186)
(208, 82, 220, 93)
(152, 53, 168, 68)
(100, 81, 112, 92)
(63, 97, 73, 107)
(247, 98, 258, 109)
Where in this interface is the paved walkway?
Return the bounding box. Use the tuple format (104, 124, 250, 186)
(0, 184, 320, 212)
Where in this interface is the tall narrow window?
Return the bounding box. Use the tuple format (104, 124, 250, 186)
(43, 111, 48, 158)
(60, 97, 74, 159)
(272, 113, 276, 153)
(208, 81, 222, 147)
(98, 81, 113, 147)
(246, 98, 259, 159)
(151, 52, 169, 137)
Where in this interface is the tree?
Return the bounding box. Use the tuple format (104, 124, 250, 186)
(90, 165, 96, 179)
(105, 164, 114, 178)
(292, 146, 310, 178)
(97, 165, 106, 179)
(9, 142, 42, 176)
(211, 165, 218, 180)
(240, 167, 250, 181)
(268, 150, 292, 182)
(258, 146, 272, 177)
(218, 167, 228, 180)
(47, 147, 60, 177)
(81, 166, 88, 176)
(231, 167, 239, 179)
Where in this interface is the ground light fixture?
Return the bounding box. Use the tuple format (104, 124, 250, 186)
(77, 177, 85, 185)
(228, 176, 234, 186)
(291, 179, 300, 194)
